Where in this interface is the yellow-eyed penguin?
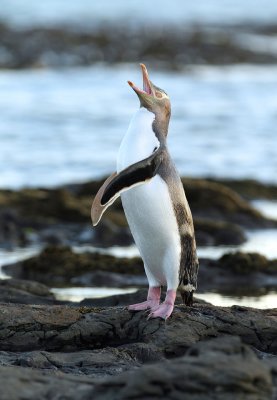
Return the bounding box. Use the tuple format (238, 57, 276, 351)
(91, 64, 199, 319)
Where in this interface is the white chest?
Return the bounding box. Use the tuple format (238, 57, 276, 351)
(117, 108, 159, 172)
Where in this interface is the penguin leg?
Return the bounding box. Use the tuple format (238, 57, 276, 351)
(148, 289, 176, 320)
(180, 290, 194, 306)
(128, 286, 161, 311)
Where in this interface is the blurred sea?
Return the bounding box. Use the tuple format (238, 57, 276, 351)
(1, 0, 277, 27)
(0, 64, 277, 188)
(0, 1, 277, 188)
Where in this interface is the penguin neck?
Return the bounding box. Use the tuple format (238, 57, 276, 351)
(140, 106, 169, 143)
(117, 107, 160, 170)
(152, 114, 169, 143)
(131, 107, 161, 146)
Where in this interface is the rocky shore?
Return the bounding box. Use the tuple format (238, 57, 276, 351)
(1, 176, 276, 251)
(3, 246, 277, 297)
(0, 291, 276, 399)
(0, 177, 277, 399)
(1, 22, 277, 69)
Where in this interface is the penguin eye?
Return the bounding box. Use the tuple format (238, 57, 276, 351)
(156, 92, 163, 98)
(153, 146, 158, 152)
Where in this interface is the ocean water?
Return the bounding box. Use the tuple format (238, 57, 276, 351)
(1, 0, 277, 27)
(0, 64, 277, 189)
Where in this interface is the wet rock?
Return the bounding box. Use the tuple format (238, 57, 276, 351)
(73, 176, 276, 228)
(92, 216, 133, 247)
(195, 218, 245, 245)
(3, 245, 144, 287)
(0, 302, 275, 354)
(217, 252, 277, 274)
(0, 188, 90, 223)
(182, 178, 276, 228)
(0, 188, 132, 248)
(0, 347, 141, 378)
(0, 176, 275, 250)
(208, 178, 277, 200)
(80, 288, 149, 307)
(0, 278, 58, 305)
(71, 270, 147, 287)
(0, 301, 275, 399)
(0, 337, 274, 400)
(92, 336, 273, 400)
(197, 253, 277, 296)
(0, 209, 27, 249)
(0, 365, 95, 400)
(5, 246, 277, 295)
(80, 289, 209, 309)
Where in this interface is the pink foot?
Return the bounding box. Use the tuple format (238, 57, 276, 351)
(148, 289, 176, 320)
(128, 287, 161, 311)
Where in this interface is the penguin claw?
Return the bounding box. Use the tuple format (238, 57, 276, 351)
(128, 300, 160, 312)
(147, 303, 174, 320)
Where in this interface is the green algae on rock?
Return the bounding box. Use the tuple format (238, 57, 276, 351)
(0, 177, 276, 250)
(218, 252, 277, 274)
(3, 245, 143, 287)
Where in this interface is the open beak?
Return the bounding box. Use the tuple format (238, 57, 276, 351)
(128, 64, 153, 97)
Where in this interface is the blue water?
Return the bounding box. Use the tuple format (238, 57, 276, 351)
(1, 0, 277, 27)
(0, 64, 277, 189)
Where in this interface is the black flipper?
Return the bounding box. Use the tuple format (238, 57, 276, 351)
(91, 147, 163, 226)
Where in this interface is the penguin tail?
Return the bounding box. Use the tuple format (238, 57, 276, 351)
(180, 290, 194, 306)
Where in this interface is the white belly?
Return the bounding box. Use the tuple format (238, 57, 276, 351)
(117, 108, 181, 289)
(121, 176, 181, 289)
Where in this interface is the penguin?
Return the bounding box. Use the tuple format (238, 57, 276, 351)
(91, 64, 199, 319)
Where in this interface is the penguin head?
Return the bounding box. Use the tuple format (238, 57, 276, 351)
(128, 64, 171, 135)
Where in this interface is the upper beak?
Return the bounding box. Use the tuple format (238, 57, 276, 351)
(128, 63, 153, 97)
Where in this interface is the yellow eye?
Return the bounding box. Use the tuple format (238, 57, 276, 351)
(156, 92, 162, 98)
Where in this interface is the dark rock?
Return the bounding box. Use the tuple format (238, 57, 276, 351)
(71, 270, 147, 287)
(195, 218, 245, 245)
(0, 188, 90, 223)
(92, 216, 133, 247)
(0, 278, 58, 305)
(1, 176, 275, 250)
(0, 301, 276, 399)
(0, 337, 274, 399)
(0, 209, 27, 249)
(5, 246, 277, 295)
(208, 178, 277, 200)
(218, 252, 277, 274)
(0, 302, 275, 354)
(80, 289, 208, 308)
(0, 187, 132, 248)
(0, 347, 140, 377)
(80, 288, 149, 307)
(71, 176, 277, 229)
(92, 336, 273, 400)
(0, 365, 95, 400)
(198, 254, 277, 296)
(3, 245, 144, 287)
(182, 178, 276, 228)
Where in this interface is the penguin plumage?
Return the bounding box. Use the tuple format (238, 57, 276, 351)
(92, 64, 199, 319)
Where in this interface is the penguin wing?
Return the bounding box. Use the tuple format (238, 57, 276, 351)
(91, 148, 163, 226)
